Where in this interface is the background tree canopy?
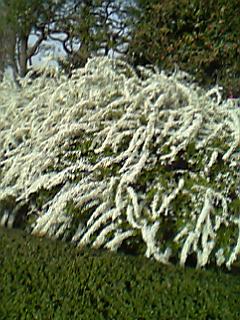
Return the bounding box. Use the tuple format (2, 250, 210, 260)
(0, 0, 239, 98)
(127, 0, 240, 98)
(0, 0, 130, 79)
(0, 0, 68, 78)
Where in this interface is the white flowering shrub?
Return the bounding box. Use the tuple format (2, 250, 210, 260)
(0, 57, 239, 269)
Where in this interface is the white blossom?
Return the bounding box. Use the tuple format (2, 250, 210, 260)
(0, 56, 239, 269)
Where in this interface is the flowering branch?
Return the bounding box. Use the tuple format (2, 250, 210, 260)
(0, 57, 239, 269)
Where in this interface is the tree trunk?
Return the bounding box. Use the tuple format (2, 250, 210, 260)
(18, 35, 28, 78)
(0, 25, 18, 82)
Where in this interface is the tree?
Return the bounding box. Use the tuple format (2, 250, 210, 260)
(126, 0, 240, 98)
(54, 0, 131, 73)
(0, 0, 70, 79)
(0, 0, 132, 79)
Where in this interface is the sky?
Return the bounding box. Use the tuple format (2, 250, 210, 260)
(29, 34, 66, 67)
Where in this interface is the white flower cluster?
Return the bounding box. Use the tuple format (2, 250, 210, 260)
(0, 57, 239, 269)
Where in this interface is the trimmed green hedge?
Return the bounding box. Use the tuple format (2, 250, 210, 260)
(0, 227, 239, 319)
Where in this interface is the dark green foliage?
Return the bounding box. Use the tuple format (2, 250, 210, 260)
(0, 227, 239, 319)
(127, 0, 240, 98)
